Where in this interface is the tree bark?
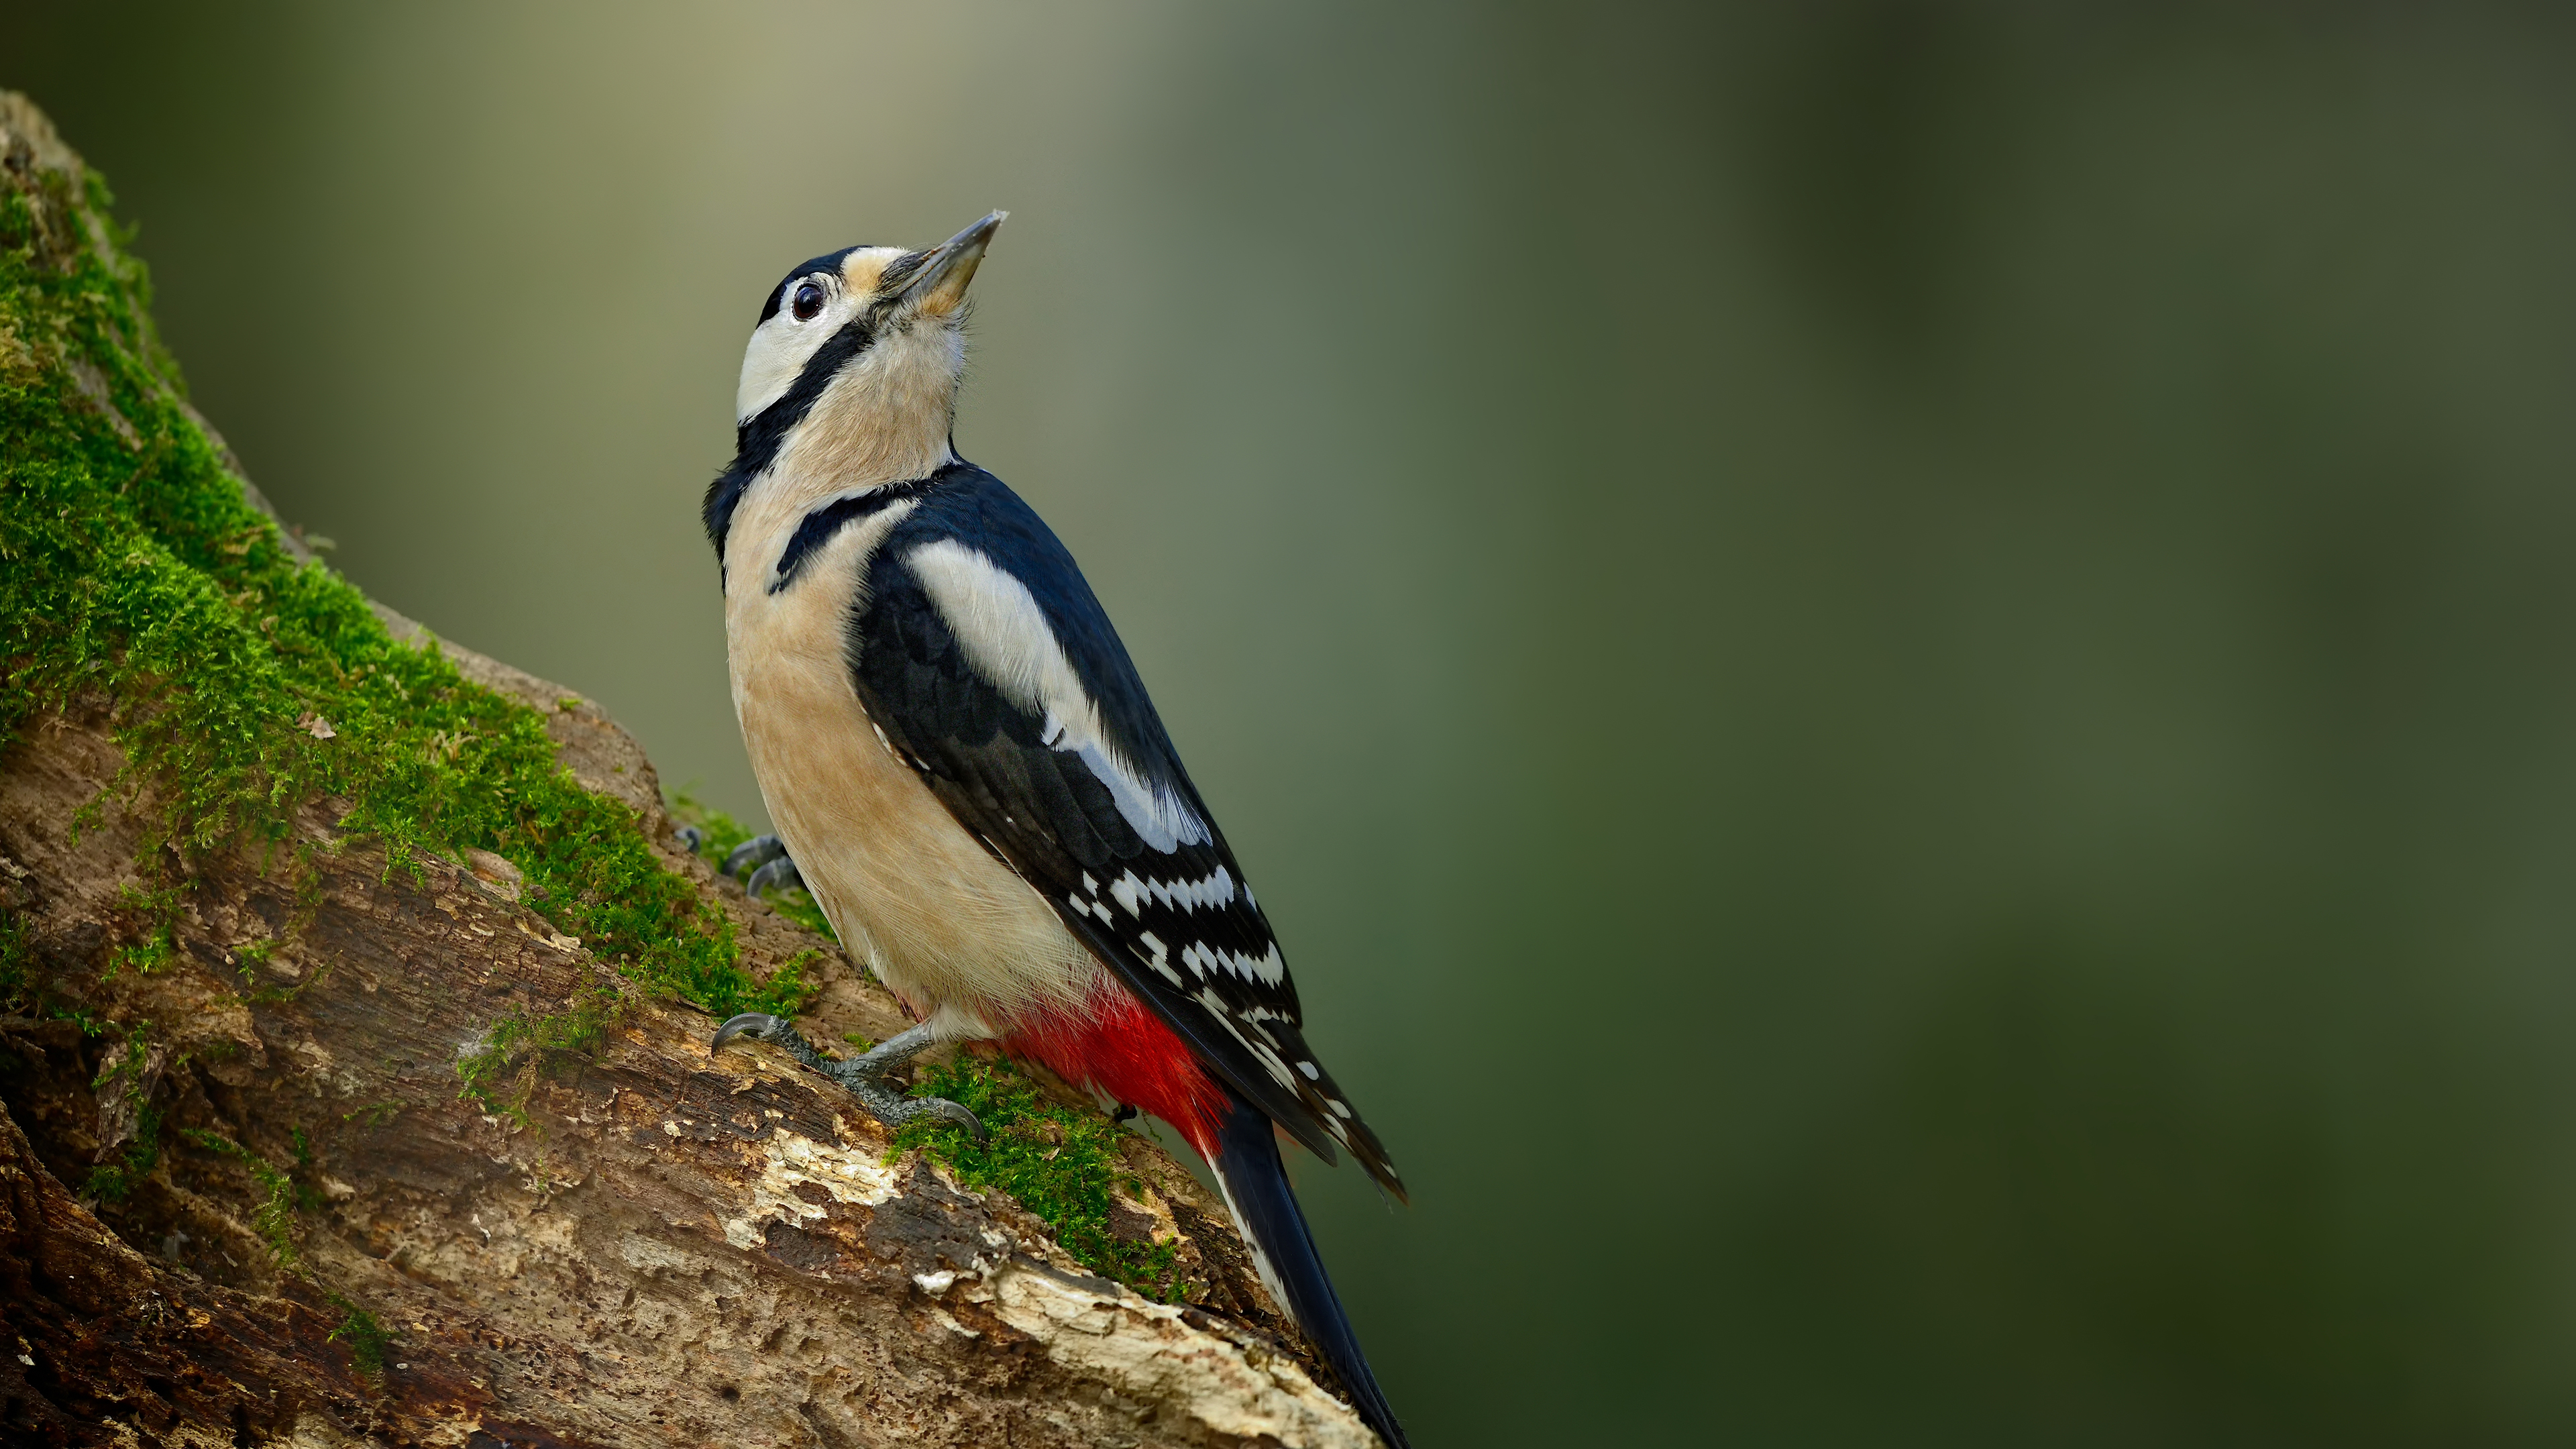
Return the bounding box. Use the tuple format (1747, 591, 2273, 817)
(0, 92, 1377, 1449)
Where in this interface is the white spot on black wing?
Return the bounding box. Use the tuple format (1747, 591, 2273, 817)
(1138, 930, 1180, 985)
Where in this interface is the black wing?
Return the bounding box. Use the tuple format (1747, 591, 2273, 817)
(844, 466, 1401, 1197)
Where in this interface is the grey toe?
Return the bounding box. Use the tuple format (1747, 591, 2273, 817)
(711, 1012, 780, 1050)
(745, 855, 805, 900)
(724, 833, 789, 879)
(852, 1084, 985, 1142)
(916, 1096, 988, 1141)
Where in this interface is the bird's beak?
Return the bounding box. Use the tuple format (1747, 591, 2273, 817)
(896, 211, 1007, 317)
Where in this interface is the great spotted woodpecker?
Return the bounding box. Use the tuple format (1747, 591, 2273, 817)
(703, 213, 1407, 1446)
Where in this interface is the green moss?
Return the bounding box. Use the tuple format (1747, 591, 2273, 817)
(893, 1054, 1183, 1302)
(667, 788, 838, 942)
(0, 148, 804, 1024)
(178, 1126, 307, 1263)
(456, 985, 628, 1126)
(107, 879, 182, 977)
(80, 1028, 162, 1202)
(667, 786, 753, 863)
(0, 906, 33, 1012)
(3, 129, 1167, 1307)
(341, 1099, 402, 1130)
(80, 1132, 159, 1203)
(325, 1293, 393, 1380)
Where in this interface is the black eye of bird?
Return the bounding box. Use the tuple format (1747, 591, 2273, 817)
(792, 281, 826, 322)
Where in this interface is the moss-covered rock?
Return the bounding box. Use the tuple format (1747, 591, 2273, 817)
(0, 93, 805, 1024)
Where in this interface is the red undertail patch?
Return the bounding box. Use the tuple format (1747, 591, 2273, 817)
(1004, 979, 1226, 1157)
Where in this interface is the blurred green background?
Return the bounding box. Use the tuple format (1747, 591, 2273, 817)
(13, 2, 2576, 1442)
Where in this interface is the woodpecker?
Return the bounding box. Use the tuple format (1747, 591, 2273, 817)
(703, 213, 1409, 1447)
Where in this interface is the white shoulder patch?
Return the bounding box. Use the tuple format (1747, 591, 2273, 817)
(904, 539, 1211, 853)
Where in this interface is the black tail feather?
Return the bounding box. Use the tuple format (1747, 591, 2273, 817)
(1210, 1085, 1409, 1449)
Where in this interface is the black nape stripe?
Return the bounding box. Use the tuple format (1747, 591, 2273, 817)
(706, 242, 953, 578)
(765, 466, 962, 594)
(703, 313, 879, 571)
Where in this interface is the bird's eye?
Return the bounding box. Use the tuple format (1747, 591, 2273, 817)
(792, 281, 826, 322)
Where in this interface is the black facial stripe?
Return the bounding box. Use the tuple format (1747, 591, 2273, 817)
(702, 312, 877, 570)
(766, 469, 957, 595)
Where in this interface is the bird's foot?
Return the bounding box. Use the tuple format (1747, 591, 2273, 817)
(710, 1014, 985, 1141)
(672, 823, 708, 855)
(722, 835, 806, 900)
(833, 1073, 987, 1137)
(723, 834, 788, 877)
(745, 855, 804, 900)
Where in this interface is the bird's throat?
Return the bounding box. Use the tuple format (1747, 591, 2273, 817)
(772, 327, 960, 498)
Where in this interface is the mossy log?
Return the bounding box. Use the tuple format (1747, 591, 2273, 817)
(0, 93, 1377, 1448)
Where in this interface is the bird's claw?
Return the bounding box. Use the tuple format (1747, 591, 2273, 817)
(673, 823, 708, 854)
(710, 1012, 780, 1051)
(821, 1067, 985, 1142)
(914, 1094, 988, 1142)
(745, 855, 805, 901)
(710, 1014, 981, 1140)
(724, 835, 806, 899)
(836, 1073, 985, 1141)
(824, 1049, 986, 1140)
(724, 834, 790, 880)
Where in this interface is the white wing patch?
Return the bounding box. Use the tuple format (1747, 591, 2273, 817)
(1180, 940, 1287, 987)
(1136, 930, 1181, 985)
(1108, 865, 1235, 917)
(906, 539, 1210, 853)
(1067, 868, 1286, 987)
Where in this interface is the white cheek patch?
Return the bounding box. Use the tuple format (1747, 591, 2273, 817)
(737, 248, 911, 423)
(737, 303, 843, 422)
(904, 539, 1211, 853)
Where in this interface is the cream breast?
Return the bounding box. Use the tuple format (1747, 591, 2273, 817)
(722, 493, 1102, 1038)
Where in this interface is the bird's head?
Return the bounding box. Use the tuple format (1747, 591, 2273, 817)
(735, 210, 1004, 430)
(711, 211, 1006, 555)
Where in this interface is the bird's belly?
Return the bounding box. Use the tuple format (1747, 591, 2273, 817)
(726, 559, 1097, 1038)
